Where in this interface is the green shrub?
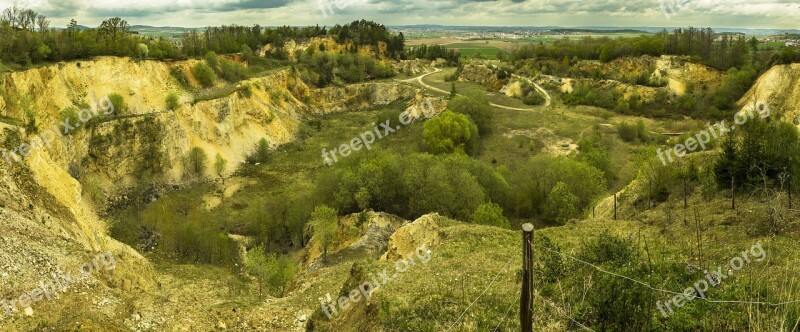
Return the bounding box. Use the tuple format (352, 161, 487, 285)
(246, 246, 296, 297)
(108, 93, 127, 113)
(192, 62, 217, 87)
(522, 92, 545, 105)
(59, 106, 82, 135)
(356, 211, 369, 228)
(448, 91, 493, 135)
(247, 138, 271, 164)
(165, 92, 180, 110)
(422, 110, 480, 155)
(470, 202, 509, 228)
(170, 67, 189, 87)
(185, 147, 208, 176)
(219, 59, 249, 82)
(544, 182, 579, 224)
(307, 205, 338, 261)
(239, 83, 253, 98)
(204, 51, 219, 70)
(617, 120, 650, 143)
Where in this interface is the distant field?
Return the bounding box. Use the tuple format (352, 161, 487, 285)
(446, 43, 502, 59)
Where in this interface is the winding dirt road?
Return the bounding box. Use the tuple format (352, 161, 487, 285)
(398, 68, 552, 111)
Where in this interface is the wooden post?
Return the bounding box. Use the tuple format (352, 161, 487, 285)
(789, 177, 793, 209)
(694, 208, 702, 271)
(592, 206, 595, 219)
(614, 194, 617, 220)
(731, 176, 736, 210)
(683, 177, 688, 209)
(521, 223, 534, 332)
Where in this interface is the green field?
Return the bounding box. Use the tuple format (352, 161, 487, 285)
(444, 43, 503, 59)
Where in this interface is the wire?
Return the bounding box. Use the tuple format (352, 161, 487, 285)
(446, 254, 517, 332)
(535, 293, 595, 332)
(492, 293, 519, 332)
(540, 246, 800, 307)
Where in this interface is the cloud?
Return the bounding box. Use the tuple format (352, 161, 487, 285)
(0, 0, 796, 29)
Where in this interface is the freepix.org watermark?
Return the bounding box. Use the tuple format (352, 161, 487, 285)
(656, 242, 766, 318)
(317, 0, 365, 17)
(1, 252, 117, 318)
(660, 0, 690, 19)
(319, 244, 432, 320)
(657, 100, 770, 166)
(322, 99, 435, 166)
(2, 96, 115, 166)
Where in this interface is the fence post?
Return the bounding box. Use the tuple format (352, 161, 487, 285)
(521, 223, 534, 332)
(731, 176, 736, 210)
(789, 177, 793, 209)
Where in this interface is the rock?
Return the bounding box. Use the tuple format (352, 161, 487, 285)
(131, 313, 141, 321)
(217, 320, 227, 329)
(298, 314, 307, 323)
(24, 307, 33, 317)
(383, 213, 442, 261)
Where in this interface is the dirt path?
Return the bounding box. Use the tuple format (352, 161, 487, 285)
(511, 74, 552, 107)
(398, 69, 543, 112)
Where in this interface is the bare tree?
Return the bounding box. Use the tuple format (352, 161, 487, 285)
(36, 14, 49, 33)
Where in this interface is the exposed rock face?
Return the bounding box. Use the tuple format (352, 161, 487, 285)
(344, 212, 407, 258)
(382, 213, 443, 261)
(739, 63, 800, 124)
(0, 56, 422, 327)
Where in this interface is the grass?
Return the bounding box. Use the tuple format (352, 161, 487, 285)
(442, 43, 502, 59)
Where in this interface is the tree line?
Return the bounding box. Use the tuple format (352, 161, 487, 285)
(508, 27, 800, 71)
(0, 5, 406, 68)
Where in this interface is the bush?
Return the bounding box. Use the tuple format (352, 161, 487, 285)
(219, 59, 249, 82)
(448, 91, 493, 135)
(506, 155, 607, 219)
(307, 205, 338, 261)
(246, 247, 296, 297)
(185, 147, 208, 176)
(59, 107, 82, 135)
(193, 62, 217, 87)
(170, 67, 189, 87)
(617, 120, 650, 143)
(108, 93, 127, 113)
(470, 202, 509, 228)
(315, 150, 506, 221)
(204, 51, 219, 70)
(165, 92, 180, 110)
(422, 111, 480, 156)
(247, 138, 270, 164)
(522, 92, 545, 105)
(544, 182, 579, 224)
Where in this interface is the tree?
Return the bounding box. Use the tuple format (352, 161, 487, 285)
(204, 51, 219, 70)
(165, 92, 180, 110)
(422, 110, 480, 155)
(192, 62, 217, 87)
(248, 138, 270, 163)
(264, 254, 296, 297)
(306, 205, 338, 262)
(136, 43, 149, 59)
(214, 153, 228, 179)
(186, 147, 208, 176)
(450, 82, 457, 99)
(246, 247, 296, 298)
(544, 182, 579, 225)
(246, 246, 269, 297)
(471, 202, 509, 228)
(448, 91, 493, 135)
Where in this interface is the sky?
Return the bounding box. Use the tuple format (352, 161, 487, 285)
(1, 0, 799, 30)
